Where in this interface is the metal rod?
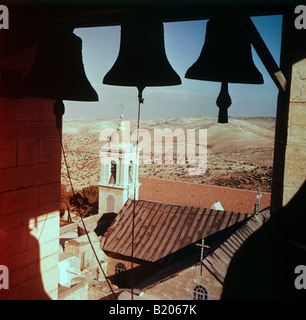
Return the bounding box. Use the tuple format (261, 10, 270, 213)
(233, 12, 287, 92)
(130, 86, 144, 300)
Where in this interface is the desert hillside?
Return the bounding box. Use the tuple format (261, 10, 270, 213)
(61, 116, 275, 193)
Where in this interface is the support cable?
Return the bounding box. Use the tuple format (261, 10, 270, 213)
(130, 86, 144, 300)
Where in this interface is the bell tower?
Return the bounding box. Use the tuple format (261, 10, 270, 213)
(98, 112, 140, 215)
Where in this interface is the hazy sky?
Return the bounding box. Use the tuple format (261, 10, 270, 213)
(63, 15, 283, 120)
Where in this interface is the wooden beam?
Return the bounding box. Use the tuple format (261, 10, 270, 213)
(233, 12, 287, 92)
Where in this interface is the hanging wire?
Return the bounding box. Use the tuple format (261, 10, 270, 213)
(54, 100, 117, 300)
(130, 86, 144, 300)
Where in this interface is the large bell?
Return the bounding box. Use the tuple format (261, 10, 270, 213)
(22, 28, 98, 102)
(103, 14, 181, 101)
(185, 14, 263, 123)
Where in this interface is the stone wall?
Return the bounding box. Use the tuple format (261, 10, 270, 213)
(0, 97, 61, 299)
(64, 232, 108, 281)
(283, 47, 306, 205)
(271, 12, 306, 211)
(98, 185, 127, 215)
(102, 254, 222, 300)
(144, 263, 223, 300)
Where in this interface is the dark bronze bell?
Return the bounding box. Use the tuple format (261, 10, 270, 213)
(185, 14, 263, 123)
(103, 14, 181, 102)
(22, 28, 98, 102)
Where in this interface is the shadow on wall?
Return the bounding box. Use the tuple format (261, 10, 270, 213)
(0, 209, 58, 300)
(106, 259, 161, 290)
(221, 180, 306, 300)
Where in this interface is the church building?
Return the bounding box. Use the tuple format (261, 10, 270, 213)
(94, 114, 271, 300)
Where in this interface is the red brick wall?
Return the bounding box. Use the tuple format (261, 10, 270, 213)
(0, 97, 61, 300)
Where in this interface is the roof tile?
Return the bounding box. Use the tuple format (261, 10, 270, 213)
(103, 199, 251, 262)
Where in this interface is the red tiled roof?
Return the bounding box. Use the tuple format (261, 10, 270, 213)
(102, 199, 251, 262)
(139, 177, 270, 214)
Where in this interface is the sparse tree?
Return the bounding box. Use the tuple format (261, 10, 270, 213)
(67, 185, 99, 217)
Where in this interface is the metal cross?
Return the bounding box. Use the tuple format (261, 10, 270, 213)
(196, 239, 210, 275)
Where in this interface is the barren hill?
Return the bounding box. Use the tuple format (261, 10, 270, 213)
(61, 116, 275, 193)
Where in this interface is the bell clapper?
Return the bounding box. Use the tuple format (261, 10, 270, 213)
(216, 82, 232, 123)
(53, 99, 65, 129)
(137, 85, 145, 104)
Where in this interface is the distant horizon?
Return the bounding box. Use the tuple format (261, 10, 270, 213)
(63, 114, 276, 122)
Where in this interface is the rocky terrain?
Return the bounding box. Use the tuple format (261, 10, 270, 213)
(61, 116, 275, 193)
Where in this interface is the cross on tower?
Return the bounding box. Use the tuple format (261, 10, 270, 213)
(120, 103, 124, 118)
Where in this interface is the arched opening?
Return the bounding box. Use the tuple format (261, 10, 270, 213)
(109, 160, 117, 184)
(128, 160, 134, 184)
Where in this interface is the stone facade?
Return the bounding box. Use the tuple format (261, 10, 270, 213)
(283, 50, 306, 205)
(102, 252, 223, 300)
(64, 232, 108, 281)
(144, 264, 223, 300)
(98, 185, 129, 215)
(103, 254, 165, 288)
(106, 256, 134, 279)
(271, 13, 306, 212)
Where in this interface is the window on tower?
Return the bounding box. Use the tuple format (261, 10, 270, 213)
(128, 160, 133, 184)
